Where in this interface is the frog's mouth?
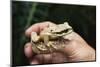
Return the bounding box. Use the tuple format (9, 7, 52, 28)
(55, 29, 69, 34)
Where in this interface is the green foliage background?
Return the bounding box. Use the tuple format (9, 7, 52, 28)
(12, 1, 96, 66)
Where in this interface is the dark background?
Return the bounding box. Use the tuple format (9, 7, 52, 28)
(12, 1, 96, 66)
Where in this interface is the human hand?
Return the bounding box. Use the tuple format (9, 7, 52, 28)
(24, 21, 95, 64)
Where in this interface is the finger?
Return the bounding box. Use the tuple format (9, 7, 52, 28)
(24, 43, 40, 64)
(24, 42, 33, 59)
(30, 58, 40, 64)
(51, 52, 67, 63)
(25, 21, 56, 37)
(34, 54, 52, 63)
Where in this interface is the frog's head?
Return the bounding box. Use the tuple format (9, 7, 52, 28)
(50, 22, 73, 36)
(41, 22, 73, 39)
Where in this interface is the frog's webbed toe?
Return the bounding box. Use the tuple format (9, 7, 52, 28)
(31, 32, 40, 42)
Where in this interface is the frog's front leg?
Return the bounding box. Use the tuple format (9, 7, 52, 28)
(31, 32, 40, 42)
(43, 35, 49, 45)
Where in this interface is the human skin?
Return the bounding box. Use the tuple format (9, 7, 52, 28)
(24, 21, 95, 64)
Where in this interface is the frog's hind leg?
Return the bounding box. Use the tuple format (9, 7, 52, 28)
(31, 32, 40, 42)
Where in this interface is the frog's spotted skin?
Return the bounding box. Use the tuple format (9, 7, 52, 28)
(31, 22, 73, 54)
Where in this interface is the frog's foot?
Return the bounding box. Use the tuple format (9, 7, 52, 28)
(31, 32, 40, 42)
(32, 42, 41, 54)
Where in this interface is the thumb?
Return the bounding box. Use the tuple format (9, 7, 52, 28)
(59, 32, 95, 61)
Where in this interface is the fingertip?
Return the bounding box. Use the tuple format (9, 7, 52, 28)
(24, 43, 33, 58)
(25, 29, 31, 37)
(25, 23, 40, 37)
(25, 21, 55, 37)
